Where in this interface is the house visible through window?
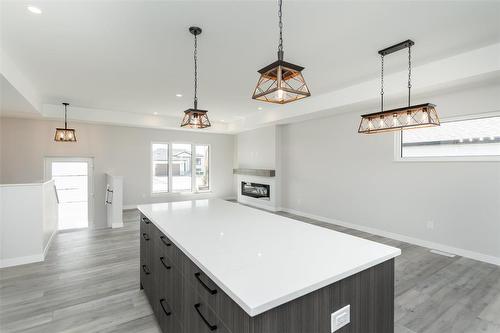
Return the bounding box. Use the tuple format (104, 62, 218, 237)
(152, 142, 210, 194)
(400, 115, 500, 159)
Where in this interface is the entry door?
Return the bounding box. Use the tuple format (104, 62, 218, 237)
(44, 157, 94, 230)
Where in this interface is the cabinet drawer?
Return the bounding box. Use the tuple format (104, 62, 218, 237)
(156, 254, 184, 318)
(182, 284, 231, 333)
(157, 232, 182, 269)
(182, 255, 250, 333)
(156, 296, 184, 333)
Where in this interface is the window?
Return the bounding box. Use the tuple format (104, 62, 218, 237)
(195, 145, 210, 191)
(151, 142, 210, 194)
(152, 143, 169, 193)
(397, 114, 500, 161)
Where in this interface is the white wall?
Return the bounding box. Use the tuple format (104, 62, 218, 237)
(280, 83, 500, 263)
(236, 126, 277, 169)
(0, 117, 235, 228)
(0, 181, 58, 267)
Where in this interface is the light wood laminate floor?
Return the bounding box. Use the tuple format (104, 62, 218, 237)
(1, 208, 499, 333)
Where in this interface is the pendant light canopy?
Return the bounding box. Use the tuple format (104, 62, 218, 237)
(358, 40, 439, 134)
(252, 0, 310, 104)
(180, 26, 211, 129)
(54, 102, 77, 142)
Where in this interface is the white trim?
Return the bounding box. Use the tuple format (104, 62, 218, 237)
(111, 222, 124, 229)
(394, 111, 500, 162)
(42, 229, 57, 259)
(281, 207, 500, 266)
(0, 254, 44, 268)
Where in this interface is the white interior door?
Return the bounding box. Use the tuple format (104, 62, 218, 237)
(44, 157, 94, 230)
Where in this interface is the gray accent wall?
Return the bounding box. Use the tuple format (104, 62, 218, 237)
(280, 83, 500, 261)
(0, 117, 235, 228)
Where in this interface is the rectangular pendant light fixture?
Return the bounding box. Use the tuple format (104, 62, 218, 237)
(358, 103, 439, 134)
(358, 40, 440, 134)
(54, 103, 77, 142)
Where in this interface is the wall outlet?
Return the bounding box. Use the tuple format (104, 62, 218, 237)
(331, 304, 350, 332)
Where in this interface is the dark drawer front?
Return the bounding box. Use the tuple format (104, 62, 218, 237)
(155, 261, 184, 333)
(182, 253, 250, 333)
(155, 248, 184, 318)
(157, 232, 182, 269)
(140, 214, 153, 301)
(183, 283, 231, 333)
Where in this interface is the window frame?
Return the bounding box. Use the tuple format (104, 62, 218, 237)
(151, 142, 212, 196)
(394, 111, 500, 162)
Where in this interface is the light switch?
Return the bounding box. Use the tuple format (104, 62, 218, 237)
(331, 305, 350, 332)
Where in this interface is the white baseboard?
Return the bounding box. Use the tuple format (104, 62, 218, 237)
(123, 204, 137, 210)
(112, 222, 124, 228)
(0, 254, 44, 268)
(43, 229, 57, 259)
(281, 207, 500, 266)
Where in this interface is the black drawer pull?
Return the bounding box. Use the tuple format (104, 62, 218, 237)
(160, 299, 172, 316)
(195, 272, 217, 295)
(194, 303, 217, 331)
(160, 256, 171, 270)
(142, 265, 151, 275)
(142, 233, 150, 241)
(160, 235, 172, 247)
(142, 217, 150, 224)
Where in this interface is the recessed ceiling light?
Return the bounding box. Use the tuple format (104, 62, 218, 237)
(175, 94, 183, 98)
(153, 112, 158, 115)
(27, 6, 42, 14)
(257, 107, 263, 111)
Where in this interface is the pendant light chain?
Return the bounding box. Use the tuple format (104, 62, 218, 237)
(407, 44, 412, 107)
(64, 103, 68, 129)
(277, 0, 284, 59)
(194, 32, 198, 109)
(380, 55, 384, 111)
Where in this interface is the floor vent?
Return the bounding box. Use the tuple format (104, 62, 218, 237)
(430, 249, 456, 257)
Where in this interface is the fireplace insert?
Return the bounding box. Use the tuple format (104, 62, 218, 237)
(241, 182, 270, 199)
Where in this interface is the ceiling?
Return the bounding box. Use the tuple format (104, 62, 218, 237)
(1, 0, 500, 129)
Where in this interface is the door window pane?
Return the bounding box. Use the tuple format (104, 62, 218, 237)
(172, 143, 192, 191)
(152, 143, 169, 193)
(195, 145, 210, 191)
(402, 116, 500, 158)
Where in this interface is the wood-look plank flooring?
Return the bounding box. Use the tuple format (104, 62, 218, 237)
(1, 207, 499, 333)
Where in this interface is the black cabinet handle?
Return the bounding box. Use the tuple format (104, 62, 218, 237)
(160, 256, 171, 270)
(195, 272, 217, 295)
(194, 303, 217, 331)
(160, 299, 172, 316)
(160, 236, 172, 247)
(142, 217, 150, 224)
(142, 233, 150, 241)
(142, 265, 151, 275)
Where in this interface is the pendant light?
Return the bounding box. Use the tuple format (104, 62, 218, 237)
(358, 40, 440, 134)
(180, 26, 211, 129)
(54, 102, 77, 142)
(252, 0, 310, 104)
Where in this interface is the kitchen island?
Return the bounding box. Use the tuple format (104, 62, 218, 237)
(138, 199, 401, 333)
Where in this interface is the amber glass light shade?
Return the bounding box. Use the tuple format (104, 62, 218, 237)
(180, 109, 211, 129)
(54, 128, 77, 142)
(358, 103, 440, 134)
(252, 60, 310, 104)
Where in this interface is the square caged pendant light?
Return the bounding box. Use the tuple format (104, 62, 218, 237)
(358, 40, 440, 134)
(180, 26, 211, 129)
(252, 0, 310, 104)
(54, 103, 77, 142)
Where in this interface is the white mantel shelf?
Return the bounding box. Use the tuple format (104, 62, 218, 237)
(137, 199, 401, 316)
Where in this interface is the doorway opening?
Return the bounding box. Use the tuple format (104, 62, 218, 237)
(45, 157, 94, 230)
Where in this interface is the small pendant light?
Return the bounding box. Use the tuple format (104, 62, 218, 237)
(180, 26, 211, 129)
(54, 102, 77, 142)
(358, 40, 440, 134)
(252, 0, 310, 104)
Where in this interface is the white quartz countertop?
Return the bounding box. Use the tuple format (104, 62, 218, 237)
(138, 199, 401, 317)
